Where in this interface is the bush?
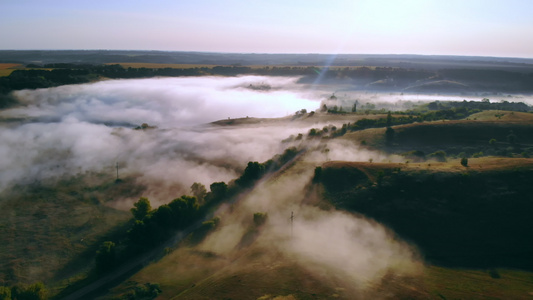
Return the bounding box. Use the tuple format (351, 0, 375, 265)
(0, 286, 11, 300)
(472, 151, 484, 158)
(428, 150, 447, 162)
(11, 282, 48, 300)
(121, 282, 161, 300)
(402, 150, 426, 162)
(95, 241, 116, 273)
(461, 157, 468, 167)
(253, 212, 268, 227)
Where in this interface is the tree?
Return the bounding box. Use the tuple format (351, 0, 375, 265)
(95, 241, 116, 273)
(13, 282, 48, 300)
(352, 102, 357, 113)
(428, 150, 447, 162)
(209, 182, 228, 202)
(461, 157, 468, 167)
(507, 130, 517, 145)
(190, 182, 207, 203)
(131, 197, 151, 220)
(385, 127, 395, 146)
(152, 204, 174, 228)
(307, 128, 317, 136)
(385, 112, 395, 146)
(236, 162, 265, 187)
(128, 220, 148, 245)
(253, 212, 268, 227)
(0, 286, 11, 300)
(168, 196, 199, 228)
(386, 111, 393, 127)
(489, 138, 497, 147)
(313, 166, 322, 182)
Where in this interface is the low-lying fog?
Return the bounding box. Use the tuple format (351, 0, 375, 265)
(5, 75, 494, 292)
(0, 76, 318, 199)
(2, 75, 529, 202)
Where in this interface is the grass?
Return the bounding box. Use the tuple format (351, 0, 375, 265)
(0, 63, 23, 76)
(341, 111, 533, 158)
(105, 247, 353, 300)
(0, 173, 144, 292)
(424, 266, 533, 299)
(105, 242, 533, 300)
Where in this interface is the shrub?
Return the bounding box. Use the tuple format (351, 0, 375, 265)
(472, 151, 483, 158)
(95, 241, 116, 273)
(253, 212, 268, 227)
(461, 157, 468, 167)
(428, 150, 447, 162)
(0, 286, 11, 300)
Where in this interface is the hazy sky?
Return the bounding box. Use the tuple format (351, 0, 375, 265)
(1, 0, 532, 58)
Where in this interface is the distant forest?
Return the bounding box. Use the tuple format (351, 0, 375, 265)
(1, 50, 533, 108)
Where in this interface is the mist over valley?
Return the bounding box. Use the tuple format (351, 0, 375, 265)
(1, 54, 533, 300)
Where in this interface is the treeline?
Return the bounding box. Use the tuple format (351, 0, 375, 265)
(426, 99, 531, 112)
(55, 147, 301, 299)
(3, 63, 533, 109)
(0, 282, 47, 300)
(284, 106, 482, 143)
(91, 146, 301, 273)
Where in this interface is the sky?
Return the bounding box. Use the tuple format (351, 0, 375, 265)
(1, 0, 532, 58)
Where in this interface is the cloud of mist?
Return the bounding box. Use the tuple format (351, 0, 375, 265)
(8, 76, 320, 127)
(0, 76, 331, 203)
(198, 161, 421, 293)
(0, 75, 424, 292)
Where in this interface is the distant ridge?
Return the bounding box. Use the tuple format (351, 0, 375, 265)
(1, 50, 533, 71)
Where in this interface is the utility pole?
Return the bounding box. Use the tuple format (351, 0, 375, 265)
(290, 211, 294, 238)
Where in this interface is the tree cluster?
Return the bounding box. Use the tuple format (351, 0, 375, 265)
(90, 146, 301, 278)
(0, 282, 48, 300)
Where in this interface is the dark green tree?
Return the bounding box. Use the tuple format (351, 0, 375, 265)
(386, 111, 393, 127)
(190, 182, 207, 203)
(168, 196, 199, 228)
(428, 150, 447, 162)
(95, 241, 116, 273)
(131, 197, 151, 220)
(0, 286, 10, 300)
(253, 212, 268, 227)
(207, 182, 228, 203)
(152, 204, 174, 228)
(507, 130, 517, 145)
(385, 127, 395, 146)
(385, 111, 395, 147)
(13, 282, 48, 300)
(461, 157, 468, 167)
(236, 162, 265, 187)
(489, 138, 497, 147)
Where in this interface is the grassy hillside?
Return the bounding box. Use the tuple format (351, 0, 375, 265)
(96, 111, 533, 300)
(104, 157, 533, 299)
(343, 110, 533, 158)
(315, 158, 533, 270)
(0, 174, 144, 292)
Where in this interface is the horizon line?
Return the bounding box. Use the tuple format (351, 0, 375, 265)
(0, 49, 532, 60)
